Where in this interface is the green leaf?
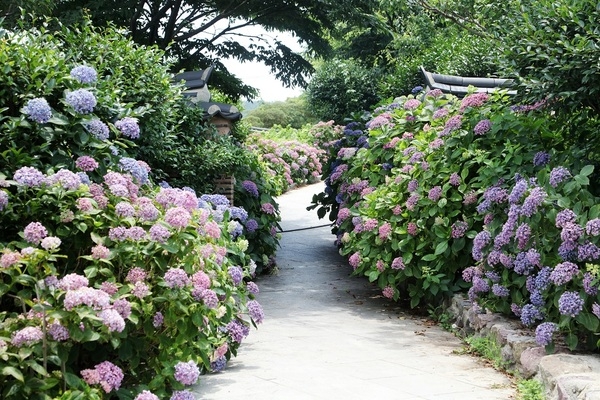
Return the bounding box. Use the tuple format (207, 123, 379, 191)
(367, 270, 379, 282)
(2, 366, 24, 382)
(575, 312, 600, 332)
(434, 241, 448, 256)
(565, 333, 578, 351)
(438, 198, 447, 208)
(580, 165, 594, 177)
(422, 254, 436, 261)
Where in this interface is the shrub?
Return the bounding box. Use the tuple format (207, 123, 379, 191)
(0, 165, 262, 399)
(306, 59, 381, 124)
(245, 134, 324, 194)
(312, 89, 559, 308)
(467, 164, 600, 351)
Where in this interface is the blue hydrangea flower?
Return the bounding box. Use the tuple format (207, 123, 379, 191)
(24, 98, 52, 123)
(115, 117, 140, 139)
(66, 89, 97, 114)
(119, 157, 149, 184)
(533, 151, 550, 167)
(558, 291, 584, 317)
(210, 356, 227, 372)
(535, 322, 558, 346)
(84, 119, 110, 140)
(70, 65, 98, 84)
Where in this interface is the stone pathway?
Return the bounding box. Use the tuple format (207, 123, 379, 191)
(193, 182, 516, 399)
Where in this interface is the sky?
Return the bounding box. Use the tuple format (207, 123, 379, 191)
(219, 28, 306, 103)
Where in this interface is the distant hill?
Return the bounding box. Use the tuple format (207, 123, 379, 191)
(242, 100, 264, 112)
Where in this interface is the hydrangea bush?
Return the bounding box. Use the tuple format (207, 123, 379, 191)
(245, 134, 324, 195)
(0, 21, 271, 399)
(466, 164, 600, 350)
(312, 89, 561, 308)
(0, 164, 264, 399)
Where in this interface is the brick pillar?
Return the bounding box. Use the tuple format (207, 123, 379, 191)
(214, 175, 235, 205)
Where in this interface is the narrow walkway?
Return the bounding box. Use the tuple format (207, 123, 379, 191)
(193, 182, 515, 399)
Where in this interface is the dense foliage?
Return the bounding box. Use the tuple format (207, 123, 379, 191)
(243, 97, 316, 129)
(0, 21, 285, 398)
(310, 86, 600, 350)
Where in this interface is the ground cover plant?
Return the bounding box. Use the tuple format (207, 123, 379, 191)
(0, 21, 271, 398)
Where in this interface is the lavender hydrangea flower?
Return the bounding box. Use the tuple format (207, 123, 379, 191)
(119, 157, 149, 184)
(520, 304, 544, 326)
(85, 119, 110, 140)
(14, 166, 45, 187)
(555, 209, 577, 228)
(533, 151, 550, 167)
(81, 361, 123, 393)
(211, 356, 227, 372)
(472, 231, 492, 261)
(174, 360, 200, 385)
(70, 65, 98, 84)
(165, 207, 191, 229)
(535, 322, 558, 346)
(24, 222, 48, 244)
(164, 268, 189, 288)
(66, 89, 97, 114)
(508, 179, 528, 204)
(586, 219, 600, 236)
(492, 284, 510, 297)
(228, 266, 244, 286)
(201, 289, 219, 309)
(246, 281, 259, 295)
(149, 224, 171, 243)
(247, 300, 265, 324)
(245, 219, 259, 233)
(558, 291, 584, 317)
(153, 312, 164, 328)
(115, 117, 140, 139)
(11, 326, 44, 347)
(521, 187, 547, 217)
(242, 180, 259, 197)
(48, 322, 70, 341)
(0, 191, 8, 211)
(23, 98, 52, 123)
(428, 186, 442, 201)
(549, 167, 571, 187)
(170, 390, 196, 400)
(134, 390, 160, 400)
(99, 309, 126, 332)
(474, 119, 492, 135)
(226, 320, 250, 343)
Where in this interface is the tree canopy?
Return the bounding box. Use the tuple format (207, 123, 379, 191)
(4, 0, 375, 100)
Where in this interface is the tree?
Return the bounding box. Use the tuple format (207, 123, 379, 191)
(22, 0, 376, 100)
(244, 96, 316, 128)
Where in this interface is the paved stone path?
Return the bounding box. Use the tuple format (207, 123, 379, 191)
(193, 182, 516, 399)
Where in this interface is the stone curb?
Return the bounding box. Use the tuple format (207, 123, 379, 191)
(447, 294, 600, 400)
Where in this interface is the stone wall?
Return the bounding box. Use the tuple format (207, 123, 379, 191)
(447, 294, 600, 400)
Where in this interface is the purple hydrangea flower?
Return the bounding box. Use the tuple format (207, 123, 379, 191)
(70, 65, 98, 84)
(75, 156, 99, 172)
(115, 202, 136, 218)
(533, 151, 550, 167)
(81, 361, 123, 393)
(549, 167, 571, 187)
(211, 356, 227, 372)
(164, 268, 189, 288)
(247, 299, 264, 324)
(201, 289, 219, 309)
(153, 312, 164, 328)
(149, 224, 171, 243)
(474, 119, 492, 135)
(228, 266, 244, 286)
(11, 326, 44, 347)
(558, 291, 584, 317)
(242, 180, 259, 197)
(492, 284, 510, 297)
(428, 186, 442, 201)
(0, 191, 8, 211)
(24, 222, 48, 245)
(520, 304, 544, 326)
(115, 117, 140, 139)
(555, 209, 577, 228)
(134, 390, 160, 400)
(23, 98, 52, 123)
(165, 207, 191, 229)
(173, 360, 200, 385)
(170, 390, 196, 400)
(226, 320, 250, 343)
(521, 187, 547, 217)
(48, 322, 70, 341)
(578, 242, 600, 261)
(472, 231, 492, 261)
(99, 309, 126, 332)
(246, 281, 260, 295)
(535, 322, 558, 346)
(66, 89, 97, 114)
(14, 166, 45, 187)
(119, 157, 149, 184)
(85, 119, 110, 140)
